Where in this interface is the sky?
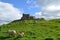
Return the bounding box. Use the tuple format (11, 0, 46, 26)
(0, 0, 60, 25)
(0, 0, 41, 25)
(0, 0, 41, 16)
(35, 0, 60, 19)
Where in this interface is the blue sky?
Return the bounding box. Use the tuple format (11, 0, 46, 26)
(0, 0, 60, 25)
(0, 0, 41, 16)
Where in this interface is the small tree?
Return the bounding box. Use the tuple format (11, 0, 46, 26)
(39, 18, 45, 21)
(0, 26, 1, 31)
(45, 38, 53, 40)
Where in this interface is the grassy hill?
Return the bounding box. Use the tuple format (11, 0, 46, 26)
(0, 19, 60, 40)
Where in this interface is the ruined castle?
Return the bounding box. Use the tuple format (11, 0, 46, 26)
(21, 14, 34, 20)
(12, 14, 34, 22)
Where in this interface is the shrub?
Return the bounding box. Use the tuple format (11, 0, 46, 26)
(45, 38, 53, 40)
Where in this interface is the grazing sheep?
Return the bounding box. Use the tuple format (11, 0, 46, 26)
(18, 32, 24, 38)
(7, 30, 16, 37)
(35, 21, 38, 23)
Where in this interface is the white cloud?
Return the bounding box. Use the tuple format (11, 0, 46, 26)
(26, 0, 31, 4)
(35, 12, 42, 18)
(26, 0, 37, 10)
(35, 0, 60, 20)
(0, 2, 22, 25)
(46, 5, 60, 11)
(35, 0, 60, 8)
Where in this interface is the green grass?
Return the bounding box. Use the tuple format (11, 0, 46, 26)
(0, 19, 60, 40)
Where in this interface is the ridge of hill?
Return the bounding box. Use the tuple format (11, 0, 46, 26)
(0, 19, 60, 40)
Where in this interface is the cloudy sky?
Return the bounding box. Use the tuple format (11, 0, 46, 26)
(0, 0, 60, 25)
(35, 0, 60, 20)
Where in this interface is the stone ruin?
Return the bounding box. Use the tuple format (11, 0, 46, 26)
(12, 14, 34, 22)
(21, 14, 34, 20)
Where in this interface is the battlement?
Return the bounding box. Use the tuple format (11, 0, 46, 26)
(21, 14, 34, 20)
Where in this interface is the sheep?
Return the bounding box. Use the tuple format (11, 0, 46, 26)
(35, 21, 38, 23)
(18, 32, 24, 38)
(7, 30, 16, 37)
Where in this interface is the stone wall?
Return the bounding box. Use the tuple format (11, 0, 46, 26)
(21, 14, 34, 20)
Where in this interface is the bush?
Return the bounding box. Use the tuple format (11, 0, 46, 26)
(57, 38, 60, 40)
(45, 38, 53, 40)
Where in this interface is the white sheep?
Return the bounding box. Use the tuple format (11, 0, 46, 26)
(7, 30, 16, 37)
(18, 32, 24, 38)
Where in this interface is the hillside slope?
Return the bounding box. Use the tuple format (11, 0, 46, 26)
(0, 19, 60, 40)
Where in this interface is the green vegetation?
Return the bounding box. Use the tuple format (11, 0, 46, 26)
(0, 19, 60, 40)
